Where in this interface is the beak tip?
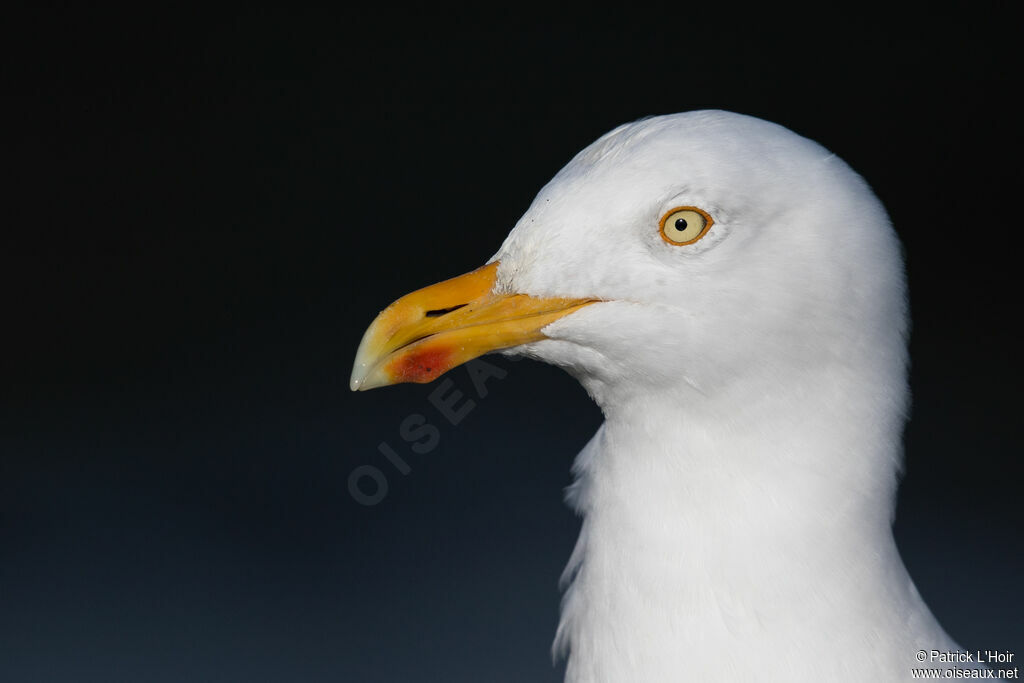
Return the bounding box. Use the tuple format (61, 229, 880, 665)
(349, 361, 390, 392)
(349, 363, 367, 392)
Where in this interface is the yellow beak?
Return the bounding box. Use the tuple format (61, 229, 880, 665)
(350, 261, 595, 390)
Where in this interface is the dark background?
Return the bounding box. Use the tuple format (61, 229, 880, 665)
(3, 7, 1021, 682)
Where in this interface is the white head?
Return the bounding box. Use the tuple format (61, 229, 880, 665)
(354, 110, 907, 430)
(491, 111, 908, 417)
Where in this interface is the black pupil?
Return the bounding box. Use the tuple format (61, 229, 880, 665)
(674, 218, 688, 231)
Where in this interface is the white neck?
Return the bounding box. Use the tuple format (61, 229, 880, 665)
(555, 370, 953, 682)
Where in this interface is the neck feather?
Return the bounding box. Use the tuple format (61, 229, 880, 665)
(555, 370, 951, 682)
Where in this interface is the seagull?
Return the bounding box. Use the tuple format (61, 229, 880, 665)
(350, 111, 979, 681)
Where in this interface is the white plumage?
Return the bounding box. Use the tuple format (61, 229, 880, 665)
(356, 111, 983, 681)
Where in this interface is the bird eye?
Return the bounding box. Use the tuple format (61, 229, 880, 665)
(659, 207, 713, 245)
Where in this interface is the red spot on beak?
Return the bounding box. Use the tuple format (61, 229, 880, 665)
(386, 346, 454, 384)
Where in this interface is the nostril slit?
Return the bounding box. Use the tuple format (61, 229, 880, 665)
(425, 304, 468, 318)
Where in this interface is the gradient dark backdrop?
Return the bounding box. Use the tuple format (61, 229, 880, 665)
(3, 7, 1021, 682)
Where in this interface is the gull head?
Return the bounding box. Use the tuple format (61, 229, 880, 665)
(351, 110, 908, 416)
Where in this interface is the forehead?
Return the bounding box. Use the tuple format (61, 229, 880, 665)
(492, 113, 848, 297)
(502, 112, 839, 267)
(525, 117, 789, 225)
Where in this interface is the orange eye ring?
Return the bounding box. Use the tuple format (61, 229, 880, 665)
(658, 206, 714, 245)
